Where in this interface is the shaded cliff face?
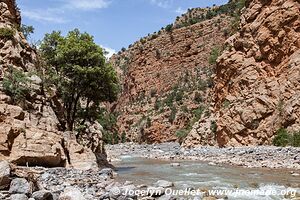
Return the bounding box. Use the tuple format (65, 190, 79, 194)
(184, 0, 300, 147)
(0, 0, 109, 169)
(111, 7, 233, 143)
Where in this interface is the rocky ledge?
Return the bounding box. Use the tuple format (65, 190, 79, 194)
(106, 142, 300, 170)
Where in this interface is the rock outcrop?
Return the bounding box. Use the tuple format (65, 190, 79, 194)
(0, 0, 109, 169)
(184, 0, 300, 147)
(111, 6, 233, 143)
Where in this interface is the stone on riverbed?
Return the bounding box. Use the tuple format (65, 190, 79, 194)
(32, 190, 53, 200)
(170, 163, 180, 167)
(9, 194, 28, 200)
(59, 187, 85, 200)
(154, 180, 174, 188)
(0, 160, 11, 190)
(9, 178, 32, 195)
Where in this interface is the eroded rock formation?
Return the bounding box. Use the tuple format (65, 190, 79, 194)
(111, 7, 232, 143)
(184, 0, 300, 147)
(0, 0, 109, 169)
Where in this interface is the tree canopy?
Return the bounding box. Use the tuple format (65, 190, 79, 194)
(40, 29, 119, 131)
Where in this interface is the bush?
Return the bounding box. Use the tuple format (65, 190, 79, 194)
(273, 129, 300, 147)
(169, 107, 177, 123)
(273, 128, 290, 147)
(165, 24, 173, 32)
(209, 46, 221, 65)
(146, 117, 152, 128)
(20, 24, 34, 40)
(291, 132, 300, 147)
(0, 28, 15, 40)
(175, 90, 184, 102)
(194, 92, 203, 103)
(121, 132, 126, 143)
(3, 67, 31, 104)
(150, 89, 157, 97)
(176, 129, 189, 144)
(210, 121, 217, 134)
(154, 99, 161, 110)
(193, 106, 204, 121)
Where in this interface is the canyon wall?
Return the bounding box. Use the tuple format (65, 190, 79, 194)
(184, 0, 300, 147)
(0, 0, 109, 169)
(111, 6, 234, 143)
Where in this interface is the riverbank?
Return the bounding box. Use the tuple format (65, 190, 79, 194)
(106, 142, 300, 170)
(1, 142, 299, 200)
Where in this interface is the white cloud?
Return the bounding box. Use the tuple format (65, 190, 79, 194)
(22, 9, 68, 24)
(150, 0, 173, 9)
(175, 7, 186, 15)
(101, 45, 116, 59)
(21, 0, 110, 23)
(65, 0, 110, 10)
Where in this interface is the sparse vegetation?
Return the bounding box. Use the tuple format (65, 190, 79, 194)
(0, 27, 15, 40)
(150, 89, 157, 97)
(98, 108, 119, 144)
(154, 99, 162, 110)
(210, 121, 217, 134)
(273, 128, 291, 147)
(3, 67, 31, 105)
(169, 106, 177, 123)
(176, 129, 189, 144)
(165, 24, 173, 32)
(273, 128, 300, 147)
(20, 24, 34, 40)
(209, 46, 222, 65)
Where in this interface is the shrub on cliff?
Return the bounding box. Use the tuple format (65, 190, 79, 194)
(40, 29, 119, 131)
(3, 67, 31, 105)
(19, 24, 34, 40)
(0, 28, 15, 40)
(165, 24, 173, 32)
(209, 46, 221, 65)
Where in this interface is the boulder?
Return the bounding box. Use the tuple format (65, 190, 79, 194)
(9, 194, 28, 200)
(0, 160, 11, 189)
(9, 178, 31, 195)
(154, 180, 173, 188)
(59, 187, 86, 200)
(170, 163, 180, 167)
(32, 190, 53, 200)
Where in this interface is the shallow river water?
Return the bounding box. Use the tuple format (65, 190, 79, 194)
(113, 156, 300, 200)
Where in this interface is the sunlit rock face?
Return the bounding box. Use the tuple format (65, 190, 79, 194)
(210, 0, 300, 147)
(0, 0, 110, 169)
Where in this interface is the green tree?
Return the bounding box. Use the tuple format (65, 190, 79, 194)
(20, 24, 34, 40)
(40, 29, 119, 131)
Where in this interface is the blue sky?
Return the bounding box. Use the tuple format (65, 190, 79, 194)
(18, 0, 228, 56)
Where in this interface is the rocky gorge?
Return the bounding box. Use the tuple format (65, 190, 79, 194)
(0, 0, 300, 199)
